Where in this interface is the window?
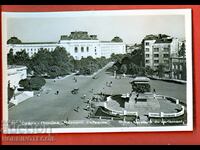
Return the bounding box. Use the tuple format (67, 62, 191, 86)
(95, 47, 97, 52)
(154, 60, 159, 63)
(145, 48, 149, 52)
(164, 47, 169, 51)
(164, 60, 169, 63)
(95, 52, 97, 55)
(145, 54, 150, 57)
(145, 60, 150, 63)
(145, 42, 149, 46)
(154, 54, 159, 57)
(81, 47, 84, 52)
(165, 66, 169, 70)
(180, 65, 182, 71)
(172, 64, 175, 69)
(87, 47, 89, 52)
(163, 54, 169, 58)
(154, 48, 159, 52)
(74, 47, 78, 53)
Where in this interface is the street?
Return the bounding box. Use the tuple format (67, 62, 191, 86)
(9, 62, 186, 128)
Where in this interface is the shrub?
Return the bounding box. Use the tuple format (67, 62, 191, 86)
(19, 79, 30, 90)
(30, 77, 46, 90)
(19, 77, 46, 91)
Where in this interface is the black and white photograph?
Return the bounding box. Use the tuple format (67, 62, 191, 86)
(2, 9, 193, 133)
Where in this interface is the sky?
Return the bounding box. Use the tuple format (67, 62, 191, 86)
(6, 11, 185, 44)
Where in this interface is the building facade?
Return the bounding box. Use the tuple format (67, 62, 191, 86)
(8, 65, 27, 91)
(169, 57, 186, 80)
(144, 37, 181, 71)
(7, 42, 58, 57)
(7, 31, 126, 60)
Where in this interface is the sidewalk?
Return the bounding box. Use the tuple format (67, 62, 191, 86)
(77, 62, 114, 78)
(148, 76, 186, 84)
(54, 72, 77, 81)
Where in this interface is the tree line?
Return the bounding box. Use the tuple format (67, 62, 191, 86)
(107, 49, 166, 78)
(7, 46, 110, 78)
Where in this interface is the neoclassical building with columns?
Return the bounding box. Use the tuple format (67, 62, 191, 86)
(7, 31, 126, 60)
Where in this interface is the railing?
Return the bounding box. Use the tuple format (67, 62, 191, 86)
(148, 112, 160, 118)
(105, 96, 139, 117)
(156, 94, 181, 105)
(148, 106, 185, 118)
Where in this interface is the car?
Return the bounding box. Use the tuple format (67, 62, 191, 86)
(92, 76, 98, 79)
(71, 88, 79, 94)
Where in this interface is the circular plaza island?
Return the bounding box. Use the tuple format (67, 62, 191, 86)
(91, 77, 186, 126)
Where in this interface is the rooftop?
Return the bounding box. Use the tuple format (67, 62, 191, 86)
(20, 42, 57, 45)
(61, 31, 98, 40)
(154, 38, 172, 44)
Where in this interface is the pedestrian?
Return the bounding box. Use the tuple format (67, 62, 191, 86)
(91, 88, 94, 93)
(135, 93, 139, 103)
(54, 79, 56, 82)
(83, 94, 86, 99)
(135, 97, 137, 103)
(153, 89, 156, 99)
(56, 90, 59, 95)
(110, 81, 113, 87)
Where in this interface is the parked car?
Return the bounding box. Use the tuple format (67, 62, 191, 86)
(71, 88, 79, 94)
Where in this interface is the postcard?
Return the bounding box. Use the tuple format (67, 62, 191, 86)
(2, 9, 193, 133)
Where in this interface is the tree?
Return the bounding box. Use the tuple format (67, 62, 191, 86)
(182, 62, 186, 80)
(157, 63, 165, 78)
(179, 43, 186, 57)
(110, 53, 125, 63)
(30, 48, 52, 75)
(138, 67, 146, 76)
(7, 49, 15, 65)
(128, 63, 138, 76)
(145, 66, 154, 76)
(120, 64, 127, 75)
(48, 66, 62, 78)
(14, 50, 30, 65)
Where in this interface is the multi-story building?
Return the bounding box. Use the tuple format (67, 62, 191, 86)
(169, 57, 186, 80)
(144, 36, 181, 72)
(7, 42, 58, 58)
(7, 31, 126, 60)
(126, 44, 141, 54)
